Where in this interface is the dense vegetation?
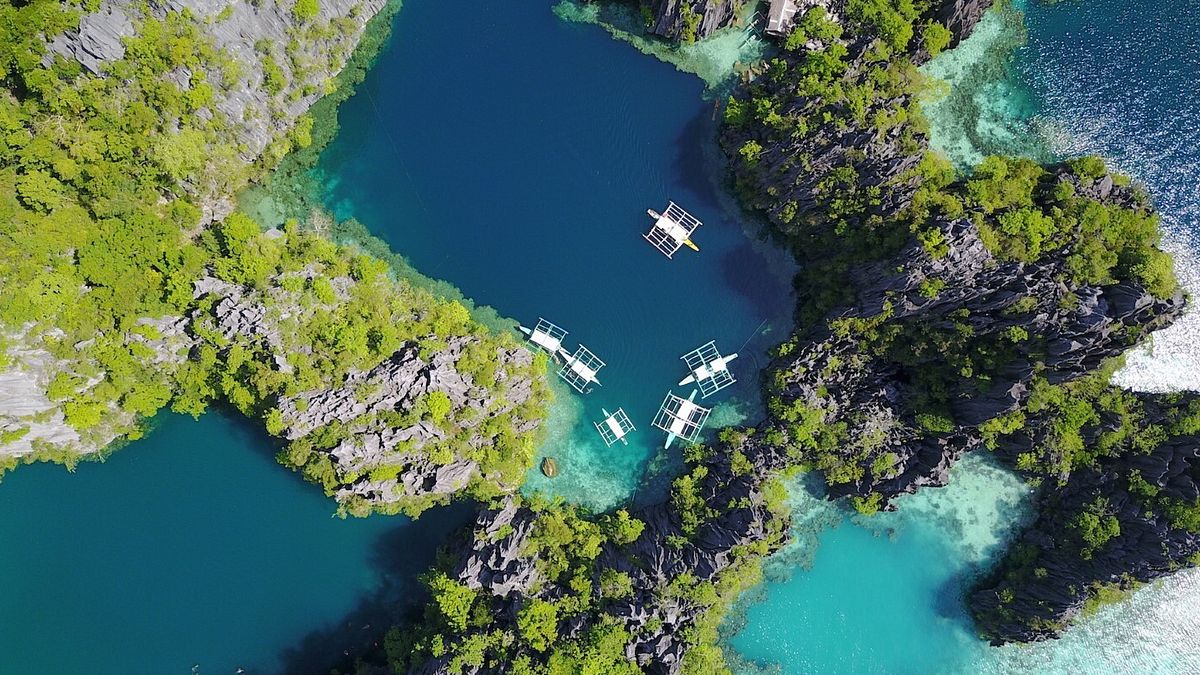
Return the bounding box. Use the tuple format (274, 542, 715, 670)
(0, 0, 550, 516)
(186, 216, 549, 516)
(384, 455, 792, 675)
(377, 0, 1190, 669)
(717, 0, 1194, 644)
(972, 391, 1200, 638)
(385, 497, 647, 674)
(0, 1, 248, 470)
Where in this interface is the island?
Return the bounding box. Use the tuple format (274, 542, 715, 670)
(1, 0, 1196, 673)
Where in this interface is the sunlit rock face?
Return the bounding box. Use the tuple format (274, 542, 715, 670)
(48, 0, 389, 158)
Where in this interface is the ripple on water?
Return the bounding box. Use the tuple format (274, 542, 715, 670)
(1005, 0, 1200, 393)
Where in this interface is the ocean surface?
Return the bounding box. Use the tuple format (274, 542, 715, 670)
(728, 0, 1200, 673)
(4, 1, 1199, 673)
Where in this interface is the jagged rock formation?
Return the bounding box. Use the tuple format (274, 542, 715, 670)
(46, 4, 134, 73)
(191, 270, 543, 514)
(971, 395, 1200, 643)
(0, 318, 193, 462)
(647, 0, 739, 41)
(409, 443, 782, 674)
(5, 0, 393, 463)
(762, 171, 1183, 505)
(937, 0, 994, 46)
(280, 340, 538, 506)
(48, 0, 388, 158)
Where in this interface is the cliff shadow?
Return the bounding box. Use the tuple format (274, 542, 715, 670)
(668, 102, 798, 340)
(272, 500, 476, 674)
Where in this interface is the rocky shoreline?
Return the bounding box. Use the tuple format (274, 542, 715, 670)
(2, 0, 555, 521)
(384, 0, 1200, 672)
(1, 0, 395, 466)
(7, 0, 1197, 671)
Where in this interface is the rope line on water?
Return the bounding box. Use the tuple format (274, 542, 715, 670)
(362, 85, 432, 220)
(737, 317, 771, 353)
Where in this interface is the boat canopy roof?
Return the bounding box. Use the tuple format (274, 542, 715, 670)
(595, 408, 635, 446)
(682, 340, 736, 398)
(652, 391, 710, 443)
(644, 201, 702, 258)
(527, 318, 568, 355)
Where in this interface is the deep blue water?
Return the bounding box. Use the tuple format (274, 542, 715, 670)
(1015, 0, 1200, 241)
(0, 412, 468, 674)
(317, 0, 794, 509)
(6, 1, 1200, 673)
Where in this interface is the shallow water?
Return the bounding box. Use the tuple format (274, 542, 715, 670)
(724, 454, 1033, 674)
(6, 1, 1199, 672)
(0, 412, 469, 674)
(726, 1, 1200, 672)
(316, 0, 795, 511)
(726, 454, 1200, 675)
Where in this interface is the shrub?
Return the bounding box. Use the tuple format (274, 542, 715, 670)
(293, 0, 320, 22)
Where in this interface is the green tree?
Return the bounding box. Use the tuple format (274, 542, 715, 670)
(516, 599, 559, 652)
(293, 0, 320, 22)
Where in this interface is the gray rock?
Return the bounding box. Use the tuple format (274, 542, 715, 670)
(935, 0, 994, 47)
(48, 0, 389, 159)
(648, 0, 738, 41)
(46, 3, 134, 74)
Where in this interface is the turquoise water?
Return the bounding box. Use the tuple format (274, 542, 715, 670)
(0, 412, 468, 674)
(727, 1, 1200, 672)
(725, 455, 1031, 674)
(7, 1, 1200, 673)
(316, 1, 795, 510)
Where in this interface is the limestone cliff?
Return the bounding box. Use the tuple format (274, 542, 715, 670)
(2, 0, 393, 466)
(47, 0, 388, 159)
(646, 0, 740, 41)
(395, 0, 1197, 669)
(972, 396, 1200, 643)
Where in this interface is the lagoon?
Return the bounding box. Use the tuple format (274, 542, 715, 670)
(0, 411, 469, 673)
(316, 0, 795, 510)
(5, 1, 1200, 673)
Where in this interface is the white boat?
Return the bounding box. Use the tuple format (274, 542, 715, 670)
(518, 318, 570, 361)
(594, 407, 635, 446)
(679, 353, 739, 386)
(678, 341, 738, 398)
(652, 389, 710, 449)
(644, 201, 701, 258)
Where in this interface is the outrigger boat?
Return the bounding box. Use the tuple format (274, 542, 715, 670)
(594, 407, 635, 446)
(652, 389, 711, 450)
(678, 341, 738, 398)
(644, 201, 701, 257)
(518, 318, 571, 362)
(518, 318, 604, 393)
(558, 344, 604, 394)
